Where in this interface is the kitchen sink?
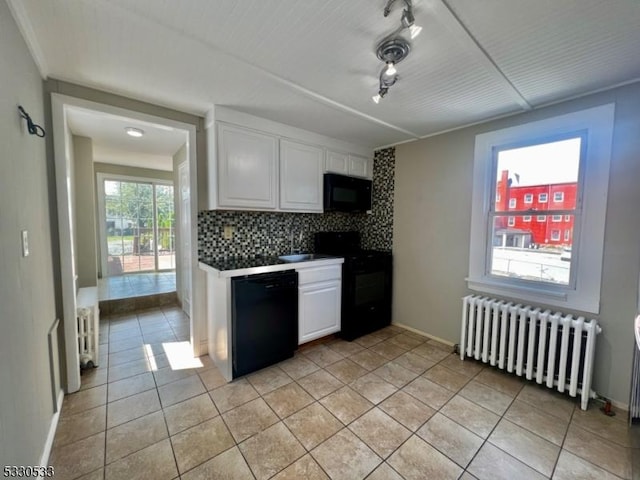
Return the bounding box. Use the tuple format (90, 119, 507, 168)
(278, 253, 324, 263)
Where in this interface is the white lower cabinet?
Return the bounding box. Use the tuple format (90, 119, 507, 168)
(296, 264, 342, 345)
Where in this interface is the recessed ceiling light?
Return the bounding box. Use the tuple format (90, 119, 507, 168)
(125, 127, 144, 137)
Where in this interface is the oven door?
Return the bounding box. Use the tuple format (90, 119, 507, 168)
(341, 256, 392, 340)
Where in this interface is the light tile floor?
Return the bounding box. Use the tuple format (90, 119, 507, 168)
(50, 308, 638, 480)
(98, 272, 176, 301)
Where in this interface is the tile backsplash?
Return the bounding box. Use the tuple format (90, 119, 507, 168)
(198, 210, 360, 260)
(198, 147, 395, 259)
(360, 147, 395, 251)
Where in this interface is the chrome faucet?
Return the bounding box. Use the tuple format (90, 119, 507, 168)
(289, 229, 304, 254)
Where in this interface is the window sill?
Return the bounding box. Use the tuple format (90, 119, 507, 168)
(466, 276, 598, 314)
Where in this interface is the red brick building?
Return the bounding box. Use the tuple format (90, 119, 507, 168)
(496, 170, 576, 247)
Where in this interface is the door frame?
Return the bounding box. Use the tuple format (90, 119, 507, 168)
(51, 93, 204, 393)
(96, 173, 174, 276)
(177, 160, 192, 316)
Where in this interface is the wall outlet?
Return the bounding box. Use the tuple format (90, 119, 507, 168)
(223, 226, 235, 240)
(21, 230, 29, 257)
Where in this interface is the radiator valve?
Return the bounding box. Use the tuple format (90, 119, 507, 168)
(595, 396, 616, 417)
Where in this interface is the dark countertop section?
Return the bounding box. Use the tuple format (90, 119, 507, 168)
(199, 255, 285, 271)
(199, 254, 339, 272)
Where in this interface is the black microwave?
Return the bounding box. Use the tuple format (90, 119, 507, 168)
(323, 173, 372, 213)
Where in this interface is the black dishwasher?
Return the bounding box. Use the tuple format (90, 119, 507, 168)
(231, 270, 298, 377)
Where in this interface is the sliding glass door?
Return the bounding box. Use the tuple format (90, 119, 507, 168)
(100, 176, 175, 276)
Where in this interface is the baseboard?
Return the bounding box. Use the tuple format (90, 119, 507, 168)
(199, 338, 208, 356)
(391, 322, 455, 347)
(609, 398, 629, 413)
(39, 389, 64, 468)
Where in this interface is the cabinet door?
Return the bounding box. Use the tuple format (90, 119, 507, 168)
(348, 154, 372, 179)
(280, 139, 323, 212)
(217, 123, 278, 209)
(299, 280, 341, 344)
(325, 150, 349, 175)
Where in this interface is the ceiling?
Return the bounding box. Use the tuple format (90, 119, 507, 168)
(9, 0, 640, 149)
(66, 107, 187, 171)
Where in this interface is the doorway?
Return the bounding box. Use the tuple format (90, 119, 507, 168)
(51, 93, 204, 393)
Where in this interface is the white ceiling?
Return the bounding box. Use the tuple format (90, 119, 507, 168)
(66, 107, 187, 171)
(9, 0, 640, 149)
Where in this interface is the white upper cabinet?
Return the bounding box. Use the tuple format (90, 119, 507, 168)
(325, 150, 349, 175)
(217, 123, 278, 210)
(325, 150, 373, 179)
(207, 107, 373, 211)
(348, 154, 372, 179)
(279, 139, 324, 212)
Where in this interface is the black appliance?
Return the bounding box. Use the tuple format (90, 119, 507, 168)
(314, 231, 392, 341)
(323, 173, 372, 213)
(231, 270, 298, 377)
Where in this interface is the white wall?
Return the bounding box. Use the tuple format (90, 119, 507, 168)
(393, 83, 640, 406)
(73, 135, 97, 287)
(0, 0, 61, 465)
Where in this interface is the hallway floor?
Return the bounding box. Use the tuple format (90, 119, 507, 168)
(98, 272, 176, 301)
(49, 307, 636, 479)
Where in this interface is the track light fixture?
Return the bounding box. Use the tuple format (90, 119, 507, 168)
(373, 0, 421, 103)
(385, 61, 397, 76)
(373, 67, 399, 103)
(401, 5, 422, 39)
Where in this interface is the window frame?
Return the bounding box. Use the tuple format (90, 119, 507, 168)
(552, 215, 563, 222)
(554, 192, 564, 202)
(524, 193, 533, 204)
(467, 104, 614, 314)
(508, 198, 517, 209)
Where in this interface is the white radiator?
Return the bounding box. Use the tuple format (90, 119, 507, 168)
(460, 294, 601, 410)
(76, 287, 100, 368)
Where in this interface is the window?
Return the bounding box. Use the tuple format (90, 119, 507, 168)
(564, 229, 571, 241)
(523, 215, 532, 222)
(496, 193, 501, 202)
(554, 192, 564, 202)
(98, 174, 176, 276)
(508, 216, 515, 226)
(509, 198, 516, 209)
(468, 104, 614, 313)
(524, 193, 533, 204)
(552, 215, 562, 222)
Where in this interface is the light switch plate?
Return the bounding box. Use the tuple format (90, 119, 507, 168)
(223, 226, 235, 240)
(21, 230, 29, 257)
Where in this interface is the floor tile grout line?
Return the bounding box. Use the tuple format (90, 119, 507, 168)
(550, 406, 578, 479)
(68, 318, 629, 480)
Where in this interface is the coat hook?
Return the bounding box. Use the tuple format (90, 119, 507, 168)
(18, 105, 46, 138)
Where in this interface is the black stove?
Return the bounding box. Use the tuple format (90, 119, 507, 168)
(314, 231, 392, 341)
